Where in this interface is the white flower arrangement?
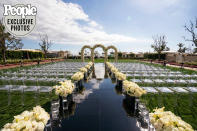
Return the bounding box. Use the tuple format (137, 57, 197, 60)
(123, 80, 146, 97)
(85, 62, 93, 69)
(88, 62, 93, 66)
(2, 106, 49, 131)
(53, 80, 75, 97)
(114, 71, 126, 80)
(106, 62, 118, 73)
(111, 67, 119, 73)
(71, 71, 84, 81)
(106, 62, 114, 69)
(80, 67, 88, 73)
(150, 107, 194, 131)
(85, 64, 91, 69)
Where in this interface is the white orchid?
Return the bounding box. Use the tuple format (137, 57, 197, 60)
(150, 107, 194, 131)
(2, 106, 49, 131)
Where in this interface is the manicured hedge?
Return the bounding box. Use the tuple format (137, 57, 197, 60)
(0, 50, 44, 60)
(144, 53, 166, 60)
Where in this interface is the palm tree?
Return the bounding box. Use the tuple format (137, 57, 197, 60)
(0, 21, 23, 63)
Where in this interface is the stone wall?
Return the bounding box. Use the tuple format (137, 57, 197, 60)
(166, 53, 176, 62)
(166, 53, 197, 63)
(183, 55, 197, 63)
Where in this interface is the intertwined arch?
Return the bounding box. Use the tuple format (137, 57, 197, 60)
(81, 45, 92, 62)
(92, 44, 106, 62)
(81, 44, 118, 62)
(106, 45, 118, 62)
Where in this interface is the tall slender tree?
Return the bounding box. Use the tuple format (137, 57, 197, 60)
(184, 18, 197, 53)
(39, 34, 52, 59)
(0, 21, 23, 63)
(151, 35, 170, 60)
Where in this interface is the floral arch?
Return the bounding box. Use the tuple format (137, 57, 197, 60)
(81, 45, 92, 62)
(81, 44, 118, 62)
(106, 45, 118, 62)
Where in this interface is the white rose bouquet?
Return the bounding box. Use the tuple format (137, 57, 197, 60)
(123, 80, 146, 97)
(88, 62, 93, 66)
(115, 71, 126, 81)
(80, 67, 88, 73)
(2, 106, 49, 131)
(111, 67, 119, 73)
(150, 107, 194, 131)
(53, 80, 75, 97)
(71, 71, 84, 81)
(85, 64, 91, 69)
(106, 62, 114, 69)
(85, 62, 93, 70)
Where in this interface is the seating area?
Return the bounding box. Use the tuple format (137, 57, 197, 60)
(0, 62, 87, 92)
(112, 62, 197, 93)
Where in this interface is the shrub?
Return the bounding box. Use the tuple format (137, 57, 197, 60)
(144, 53, 166, 60)
(0, 50, 44, 60)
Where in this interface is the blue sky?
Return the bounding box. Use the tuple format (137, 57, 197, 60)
(1, 0, 197, 54)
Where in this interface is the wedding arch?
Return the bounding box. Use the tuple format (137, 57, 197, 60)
(81, 44, 118, 62)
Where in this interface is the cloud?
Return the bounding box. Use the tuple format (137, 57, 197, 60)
(88, 20, 103, 29)
(0, 0, 144, 45)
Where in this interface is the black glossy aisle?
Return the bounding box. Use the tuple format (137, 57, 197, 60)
(53, 78, 140, 131)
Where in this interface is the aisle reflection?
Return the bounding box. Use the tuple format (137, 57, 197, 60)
(45, 79, 102, 130)
(114, 84, 153, 130)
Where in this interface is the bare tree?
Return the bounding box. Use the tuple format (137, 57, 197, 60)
(184, 18, 197, 53)
(177, 43, 188, 53)
(0, 20, 23, 63)
(39, 34, 52, 58)
(151, 35, 170, 60)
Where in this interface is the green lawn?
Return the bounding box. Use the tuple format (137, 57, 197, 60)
(140, 93, 197, 129)
(0, 90, 58, 128)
